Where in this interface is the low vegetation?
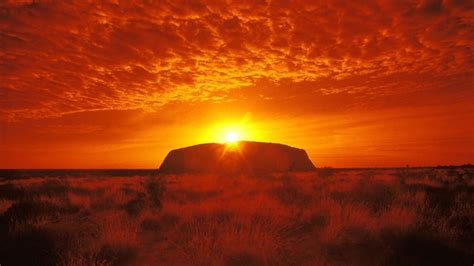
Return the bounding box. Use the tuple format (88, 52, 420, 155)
(0, 167, 472, 265)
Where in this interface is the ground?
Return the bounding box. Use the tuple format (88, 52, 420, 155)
(0, 167, 473, 265)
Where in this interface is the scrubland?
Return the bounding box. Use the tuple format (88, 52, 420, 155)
(0, 167, 473, 265)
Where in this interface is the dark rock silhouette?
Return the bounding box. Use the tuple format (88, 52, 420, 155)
(159, 141, 316, 174)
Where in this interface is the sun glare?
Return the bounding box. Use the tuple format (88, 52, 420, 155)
(199, 119, 264, 144)
(225, 131, 239, 143)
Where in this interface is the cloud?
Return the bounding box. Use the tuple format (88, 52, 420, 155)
(0, 0, 473, 121)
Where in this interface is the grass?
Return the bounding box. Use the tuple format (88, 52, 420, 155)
(0, 167, 473, 265)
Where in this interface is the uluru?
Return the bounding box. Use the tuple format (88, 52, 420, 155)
(159, 141, 316, 174)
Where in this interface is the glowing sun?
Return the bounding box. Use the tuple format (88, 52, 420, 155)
(203, 120, 261, 144)
(224, 131, 240, 143)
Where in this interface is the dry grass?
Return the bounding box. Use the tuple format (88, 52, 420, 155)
(0, 167, 473, 265)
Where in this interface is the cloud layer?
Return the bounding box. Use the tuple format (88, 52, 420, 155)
(1, 0, 472, 121)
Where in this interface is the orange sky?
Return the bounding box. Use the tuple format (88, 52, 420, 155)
(1, 0, 473, 168)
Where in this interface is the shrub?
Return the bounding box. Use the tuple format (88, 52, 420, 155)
(1, 200, 79, 229)
(0, 184, 27, 200)
(140, 218, 161, 232)
(318, 167, 336, 178)
(225, 251, 263, 266)
(270, 174, 310, 206)
(143, 177, 165, 210)
(94, 244, 137, 266)
(0, 227, 61, 266)
(383, 228, 473, 266)
(122, 197, 146, 217)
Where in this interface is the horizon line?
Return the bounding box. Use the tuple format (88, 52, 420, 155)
(0, 164, 472, 171)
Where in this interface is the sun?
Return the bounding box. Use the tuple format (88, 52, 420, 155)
(224, 131, 239, 143)
(202, 120, 261, 144)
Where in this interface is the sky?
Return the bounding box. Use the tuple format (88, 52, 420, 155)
(1, 0, 473, 168)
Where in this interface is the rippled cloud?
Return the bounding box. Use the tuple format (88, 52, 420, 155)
(1, 0, 473, 120)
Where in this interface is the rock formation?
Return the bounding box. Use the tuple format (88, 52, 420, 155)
(159, 141, 316, 174)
